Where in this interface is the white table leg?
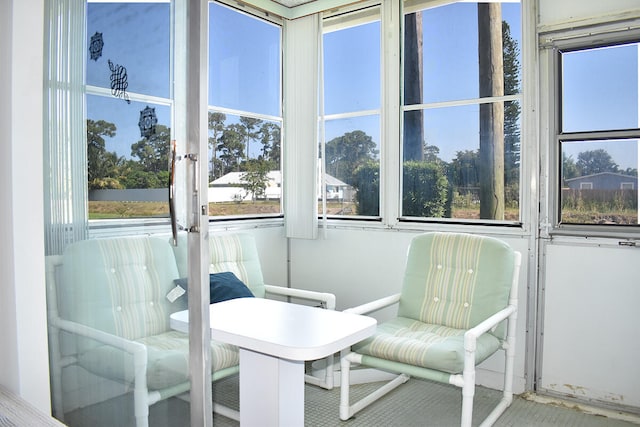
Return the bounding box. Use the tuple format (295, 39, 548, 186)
(239, 348, 304, 427)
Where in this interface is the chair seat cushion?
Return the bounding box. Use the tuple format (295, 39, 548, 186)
(351, 316, 501, 374)
(77, 330, 239, 390)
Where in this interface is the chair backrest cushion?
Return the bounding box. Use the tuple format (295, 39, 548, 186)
(397, 232, 514, 336)
(173, 233, 266, 298)
(60, 236, 183, 343)
(173, 272, 255, 304)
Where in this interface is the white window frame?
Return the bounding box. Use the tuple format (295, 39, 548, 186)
(320, 2, 384, 222)
(398, 0, 524, 226)
(540, 20, 640, 237)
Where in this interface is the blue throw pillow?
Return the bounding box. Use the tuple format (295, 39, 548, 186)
(173, 272, 254, 304)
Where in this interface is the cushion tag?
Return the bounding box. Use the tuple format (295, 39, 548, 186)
(166, 285, 186, 303)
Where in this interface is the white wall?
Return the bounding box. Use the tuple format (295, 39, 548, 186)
(0, 0, 50, 413)
(0, 0, 18, 396)
(541, 241, 640, 409)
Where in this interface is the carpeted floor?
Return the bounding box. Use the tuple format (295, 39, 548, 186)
(62, 374, 640, 427)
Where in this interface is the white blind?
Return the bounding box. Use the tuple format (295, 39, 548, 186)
(283, 14, 320, 239)
(43, 0, 88, 255)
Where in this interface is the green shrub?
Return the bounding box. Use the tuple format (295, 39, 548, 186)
(403, 161, 449, 217)
(351, 161, 450, 217)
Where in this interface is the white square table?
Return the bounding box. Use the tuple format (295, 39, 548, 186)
(170, 297, 376, 427)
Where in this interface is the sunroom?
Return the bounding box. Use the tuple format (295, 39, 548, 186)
(1, 0, 639, 426)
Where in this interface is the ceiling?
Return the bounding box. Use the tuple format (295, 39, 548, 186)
(273, 0, 319, 6)
(240, 0, 360, 19)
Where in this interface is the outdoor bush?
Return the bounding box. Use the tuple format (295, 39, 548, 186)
(352, 161, 450, 217)
(403, 161, 449, 217)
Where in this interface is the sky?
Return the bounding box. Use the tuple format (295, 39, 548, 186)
(562, 43, 639, 171)
(86, 2, 171, 157)
(86, 1, 638, 172)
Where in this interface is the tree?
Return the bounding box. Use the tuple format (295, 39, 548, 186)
(218, 123, 245, 173)
(503, 21, 521, 189)
(258, 121, 281, 168)
(450, 150, 480, 189)
(87, 119, 123, 189)
(208, 112, 226, 181)
(478, 3, 505, 219)
(241, 159, 271, 201)
(325, 130, 378, 185)
(403, 12, 424, 162)
(239, 116, 263, 160)
(576, 149, 620, 176)
(423, 143, 442, 163)
(130, 124, 170, 174)
(562, 153, 579, 184)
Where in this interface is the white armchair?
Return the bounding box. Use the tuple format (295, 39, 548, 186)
(339, 232, 522, 427)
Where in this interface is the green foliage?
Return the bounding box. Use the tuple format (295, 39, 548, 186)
(352, 161, 380, 216)
(130, 125, 170, 174)
(562, 189, 637, 211)
(576, 149, 619, 175)
(352, 161, 449, 217)
(402, 161, 449, 217)
(241, 159, 271, 201)
(208, 112, 227, 181)
(119, 168, 164, 189)
(325, 130, 378, 185)
(87, 119, 122, 189)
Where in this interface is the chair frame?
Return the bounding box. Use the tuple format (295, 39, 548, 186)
(339, 250, 522, 427)
(46, 237, 337, 427)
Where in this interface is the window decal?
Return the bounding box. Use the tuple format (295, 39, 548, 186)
(89, 31, 104, 61)
(138, 105, 158, 139)
(108, 59, 130, 104)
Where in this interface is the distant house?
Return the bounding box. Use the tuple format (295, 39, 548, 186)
(565, 172, 637, 190)
(208, 170, 352, 202)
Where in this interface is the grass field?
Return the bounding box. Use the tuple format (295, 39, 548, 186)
(89, 200, 635, 224)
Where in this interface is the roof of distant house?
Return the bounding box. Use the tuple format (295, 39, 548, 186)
(210, 170, 349, 187)
(565, 172, 638, 182)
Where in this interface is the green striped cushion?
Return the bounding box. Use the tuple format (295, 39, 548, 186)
(208, 234, 266, 298)
(172, 233, 267, 298)
(61, 236, 184, 346)
(351, 316, 501, 374)
(398, 232, 514, 337)
(77, 330, 239, 390)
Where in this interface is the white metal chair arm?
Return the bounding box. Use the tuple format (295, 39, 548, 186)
(344, 293, 401, 315)
(264, 284, 336, 310)
(464, 305, 516, 351)
(50, 316, 148, 359)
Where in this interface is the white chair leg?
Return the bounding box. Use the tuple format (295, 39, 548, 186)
(340, 352, 410, 421)
(461, 343, 476, 427)
(461, 376, 475, 427)
(339, 352, 353, 420)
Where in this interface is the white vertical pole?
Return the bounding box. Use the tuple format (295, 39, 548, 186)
(637, 43, 639, 224)
(185, 1, 212, 426)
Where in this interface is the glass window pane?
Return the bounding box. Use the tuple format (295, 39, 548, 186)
(208, 112, 282, 216)
(562, 43, 639, 132)
(324, 20, 381, 114)
(209, 3, 281, 117)
(561, 140, 638, 225)
(322, 116, 380, 217)
(87, 3, 170, 98)
(402, 102, 520, 220)
(322, 7, 381, 218)
(208, 3, 282, 218)
(405, 2, 522, 105)
(87, 94, 171, 219)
